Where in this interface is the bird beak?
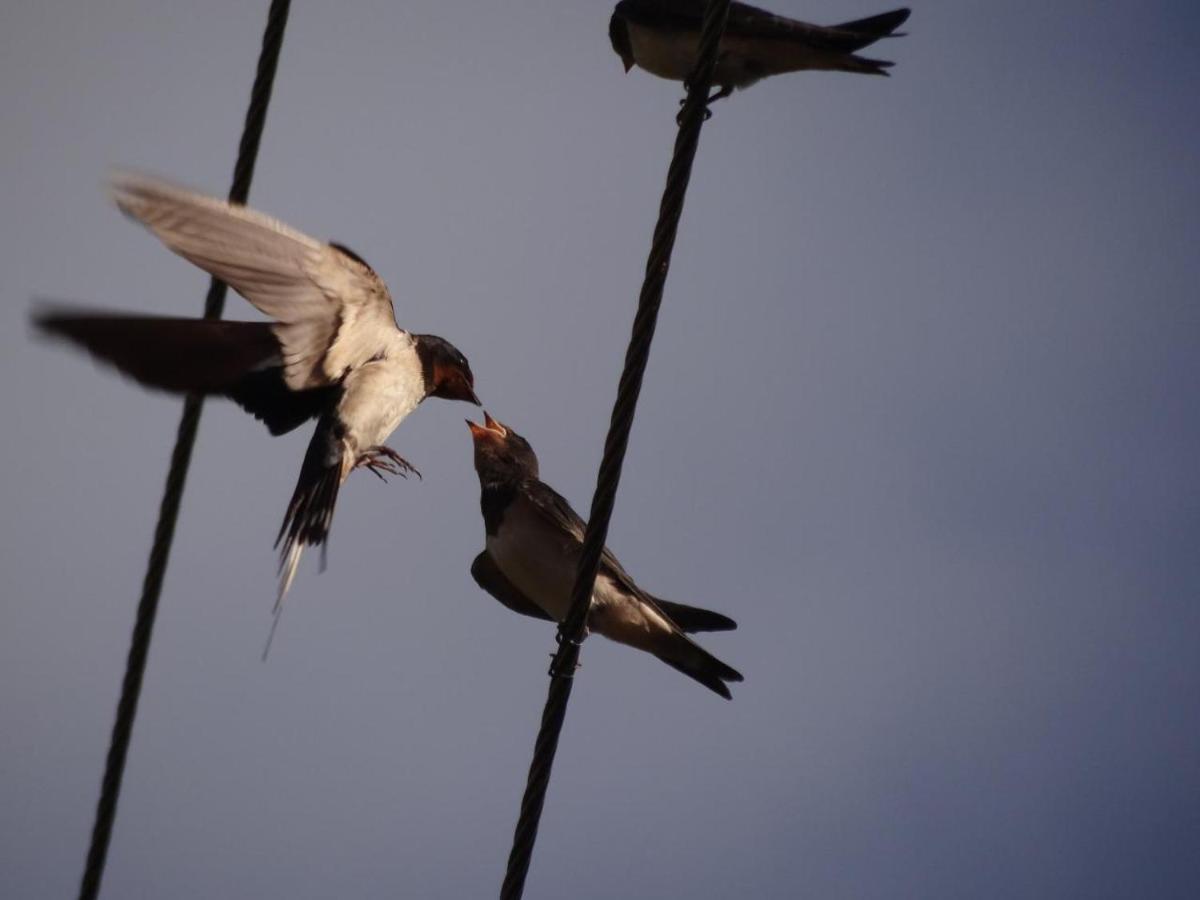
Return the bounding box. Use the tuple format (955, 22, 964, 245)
(467, 413, 507, 441)
(464, 384, 481, 406)
(622, 58, 633, 74)
(482, 411, 506, 435)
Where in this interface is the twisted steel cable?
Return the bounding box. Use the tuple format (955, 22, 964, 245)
(77, 2, 292, 897)
(498, 2, 733, 897)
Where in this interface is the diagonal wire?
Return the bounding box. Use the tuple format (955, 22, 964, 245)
(498, 2, 732, 897)
(77, 2, 292, 897)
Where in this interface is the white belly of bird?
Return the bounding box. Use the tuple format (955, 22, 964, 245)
(336, 345, 425, 452)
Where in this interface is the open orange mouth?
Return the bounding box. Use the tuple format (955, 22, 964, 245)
(466, 411, 508, 440)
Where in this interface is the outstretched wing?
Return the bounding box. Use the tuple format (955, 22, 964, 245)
(111, 172, 400, 391)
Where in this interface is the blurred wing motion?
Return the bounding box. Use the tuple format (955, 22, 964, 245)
(34, 309, 335, 435)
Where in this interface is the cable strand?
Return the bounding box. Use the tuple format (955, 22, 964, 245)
(498, 3, 732, 897)
(77, 3, 292, 897)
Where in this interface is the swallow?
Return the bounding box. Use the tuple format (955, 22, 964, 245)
(609, 1, 910, 103)
(36, 173, 480, 617)
(467, 413, 743, 699)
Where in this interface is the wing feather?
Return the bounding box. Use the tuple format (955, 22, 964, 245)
(519, 481, 646, 602)
(110, 172, 399, 390)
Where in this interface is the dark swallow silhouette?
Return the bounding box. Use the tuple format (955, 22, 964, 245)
(36, 173, 480, 624)
(468, 413, 742, 698)
(609, 1, 910, 103)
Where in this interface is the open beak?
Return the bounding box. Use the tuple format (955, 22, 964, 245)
(482, 411, 506, 434)
(467, 412, 507, 441)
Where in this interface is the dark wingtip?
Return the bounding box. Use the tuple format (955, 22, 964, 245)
(30, 301, 89, 341)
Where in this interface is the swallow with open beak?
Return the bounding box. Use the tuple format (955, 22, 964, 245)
(35, 173, 480, 618)
(609, 1, 910, 103)
(467, 413, 743, 698)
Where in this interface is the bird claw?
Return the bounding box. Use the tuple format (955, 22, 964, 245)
(677, 86, 723, 124)
(355, 446, 421, 482)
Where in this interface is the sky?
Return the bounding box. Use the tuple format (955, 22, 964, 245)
(1, 1, 1198, 897)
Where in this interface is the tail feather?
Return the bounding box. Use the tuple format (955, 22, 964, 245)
(265, 424, 344, 659)
(274, 420, 345, 608)
(832, 8, 911, 48)
(653, 597, 737, 633)
(658, 633, 743, 700)
(839, 55, 895, 76)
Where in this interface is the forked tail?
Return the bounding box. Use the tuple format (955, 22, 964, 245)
(264, 419, 346, 658)
(658, 632, 744, 700)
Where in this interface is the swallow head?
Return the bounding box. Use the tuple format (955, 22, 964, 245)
(608, 10, 635, 73)
(467, 412, 539, 483)
(415, 334, 480, 405)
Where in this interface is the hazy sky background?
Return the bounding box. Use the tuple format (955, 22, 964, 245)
(2, 1, 1198, 897)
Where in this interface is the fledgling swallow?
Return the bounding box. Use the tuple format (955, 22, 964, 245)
(467, 413, 743, 699)
(35, 173, 480, 621)
(609, 1, 911, 103)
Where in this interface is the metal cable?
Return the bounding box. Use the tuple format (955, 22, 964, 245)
(77, 3, 292, 897)
(498, 2, 732, 896)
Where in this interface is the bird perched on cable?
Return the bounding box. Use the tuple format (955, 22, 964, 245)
(609, 1, 910, 103)
(36, 173, 480, 619)
(467, 413, 742, 698)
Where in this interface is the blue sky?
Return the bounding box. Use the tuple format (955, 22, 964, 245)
(1, 2, 1198, 897)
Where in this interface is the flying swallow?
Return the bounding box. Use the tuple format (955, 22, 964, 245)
(36, 173, 480, 621)
(467, 413, 743, 698)
(609, 1, 910, 103)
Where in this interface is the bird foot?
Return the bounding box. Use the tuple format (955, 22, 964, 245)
(676, 97, 710, 127)
(676, 106, 714, 126)
(676, 81, 732, 124)
(355, 446, 421, 482)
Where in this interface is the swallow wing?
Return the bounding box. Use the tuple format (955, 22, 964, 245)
(470, 551, 555, 622)
(728, 3, 910, 52)
(520, 480, 664, 606)
(111, 172, 400, 391)
(33, 306, 336, 435)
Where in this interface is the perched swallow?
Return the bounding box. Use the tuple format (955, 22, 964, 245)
(467, 413, 743, 699)
(36, 173, 480, 615)
(609, 1, 910, 102)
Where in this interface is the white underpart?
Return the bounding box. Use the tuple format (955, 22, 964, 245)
(335, 331, 425, 458)
(271, 333, 423, 623)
